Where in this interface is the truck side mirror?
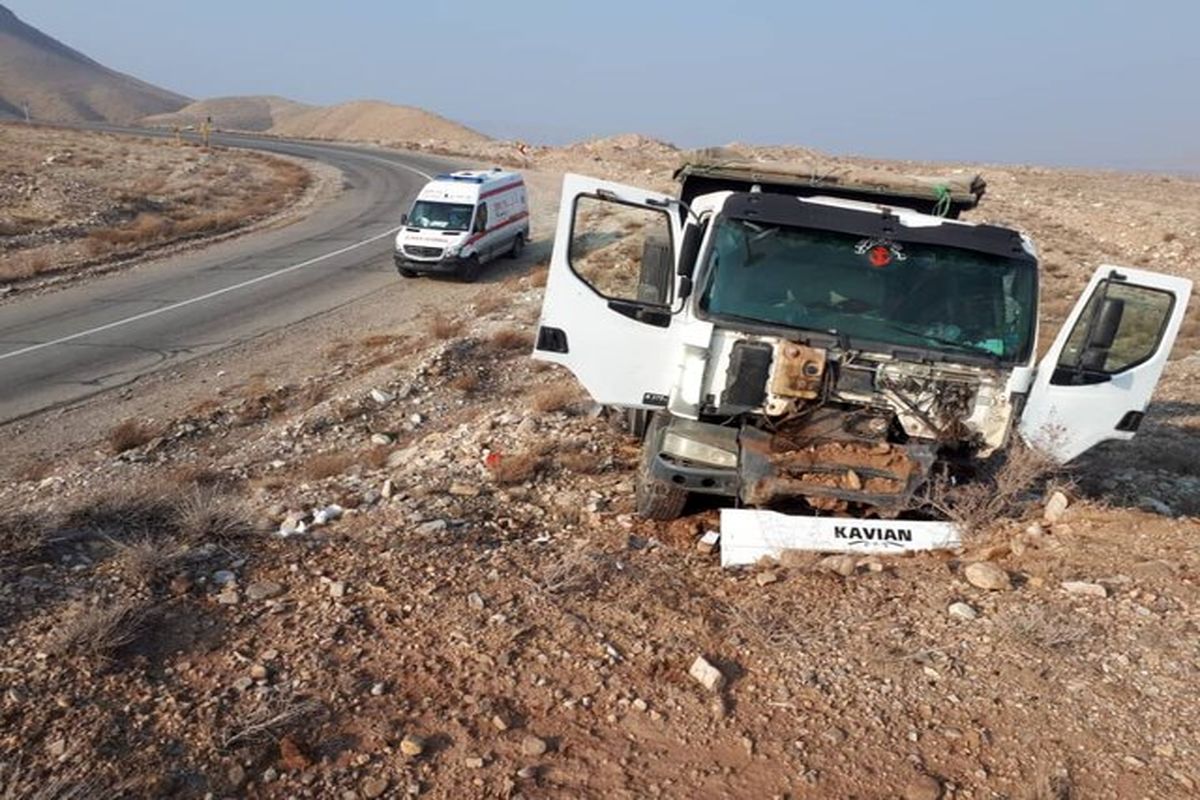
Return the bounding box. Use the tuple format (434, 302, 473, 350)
(1080, 296, 1125, 371)
(400, 213, 408, 225)
(677, 223, 703, 279)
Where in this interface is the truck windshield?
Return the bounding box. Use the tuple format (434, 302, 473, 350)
(699, 218, 1036, 362)
(408, 201, 474, 232)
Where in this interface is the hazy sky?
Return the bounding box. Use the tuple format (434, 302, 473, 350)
(9, 0, 1199, 171)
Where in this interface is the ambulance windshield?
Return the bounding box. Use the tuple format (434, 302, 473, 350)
(408, 201, 474, 232)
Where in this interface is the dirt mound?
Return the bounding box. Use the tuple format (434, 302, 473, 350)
(142, 96, 312, 132)
(269, 100, 489, 145)
(0, 3, 188, 124)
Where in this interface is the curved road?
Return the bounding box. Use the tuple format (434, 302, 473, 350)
(0, 134, 471, 424)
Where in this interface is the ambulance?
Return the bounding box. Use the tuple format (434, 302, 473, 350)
(393, 169, 530, 282)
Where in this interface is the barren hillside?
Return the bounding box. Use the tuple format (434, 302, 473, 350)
(142, 96, 313, 133)
(269, 100, 490, 146)
(0, 3, 188, 124)
(2, 127, 1199, 797)
(0, 124, 314, 285)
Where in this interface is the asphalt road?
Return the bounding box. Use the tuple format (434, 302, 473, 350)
(0, 133, 469, 425)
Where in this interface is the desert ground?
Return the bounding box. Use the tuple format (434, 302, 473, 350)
(1, 127, 1199, 800)
(0, 124, 313, 287)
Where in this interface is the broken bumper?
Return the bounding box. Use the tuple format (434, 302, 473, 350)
(738, 426, 936, 510)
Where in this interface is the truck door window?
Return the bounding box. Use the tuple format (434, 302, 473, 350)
(1053, 280, 1174, 384)
(569, 195, 673, 306)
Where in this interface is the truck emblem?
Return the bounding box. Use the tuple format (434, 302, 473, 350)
(854, 238, 907, 267)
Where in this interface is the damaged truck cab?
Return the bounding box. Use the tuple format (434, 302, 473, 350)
(533, 161, 1192, 520)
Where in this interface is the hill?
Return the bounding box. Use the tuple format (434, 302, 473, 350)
(0, 3, 188, 124)
(268, 99, 490, 145)
(141, 95, 313, 132)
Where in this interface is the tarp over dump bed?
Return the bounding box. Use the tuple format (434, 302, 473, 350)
(674, 158, 986, 219)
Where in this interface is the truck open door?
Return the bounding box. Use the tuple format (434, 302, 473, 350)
(1020, 265, 1193, 462)
(533, 174, 687, 408)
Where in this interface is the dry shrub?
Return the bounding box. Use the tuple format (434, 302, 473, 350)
(176, 486, 252, 541)
(61, 486, 176, 539)
(0, 506, 46, 562)
(558, 448, 606, 475)
(106, 418, 157, 454)
(0, 250, 52, 281)
(487, 452, 542, 485)
(222, 698, 324, 750)
(1004, 606, 1093, 650)
(487, 326, 533, 353)
(921, 441, 1060, 535)
(473, 291, 511, 315)
(363, 445, 391, 470)
(529, 265, 549, 287)
(449, 371, 481, 394)
(530, 384, 582, 414)
(360, 333, 400, 349)
(304, 452, 353, 481)
(174, 210, 239, 237)
(86, 212, 173, 254)
(427, 312, 465, 339)
(536, 546, 634, 595)
(111, 536, 190, 584)
(52, 600, 154, 660)
(14, 457, 54, 483)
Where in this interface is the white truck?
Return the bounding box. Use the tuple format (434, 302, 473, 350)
(532, 160, 1192, 519)
(394, 169, 530, 282)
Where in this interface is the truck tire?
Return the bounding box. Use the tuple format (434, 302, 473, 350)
(508, 233, 525, 260)
(457, 256, 482, 283)
(625, 408, 650, 439)
(635, 415, 688, 520)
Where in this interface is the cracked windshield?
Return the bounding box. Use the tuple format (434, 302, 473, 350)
(700, 218, 1037, 361)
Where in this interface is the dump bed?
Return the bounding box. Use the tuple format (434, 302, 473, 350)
(674, 158, 986, 219)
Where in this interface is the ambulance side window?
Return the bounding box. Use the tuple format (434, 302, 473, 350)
(474, 203, 488, 233)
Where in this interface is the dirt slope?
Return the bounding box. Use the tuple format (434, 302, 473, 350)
(269, 99, 489, 145)
(0, 3, 188, 124)
(142, 96, 314, 133)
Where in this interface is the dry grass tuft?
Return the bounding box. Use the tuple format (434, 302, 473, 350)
(176, 487, 253, 541)
(530, 384, 582, 414)
(52, 600, 154, 660)
(558, 448, 607, 475)
(921, 441, 1060, 536)
(106, 418, 158, 454)
(1004, 606, 1093, 650)
(304, 452, 353, 481)
(529, 265, 549, 287)
(427, 312, 465, 339)
(110, 536, 190, 584)
(449, 371, 481, 394)
(473, 291, 511, 315)
(487, 326, 533, 353)
(487, 452, 542, 485)
(535, 546, 634, 595)
(222, 699, 325, 750)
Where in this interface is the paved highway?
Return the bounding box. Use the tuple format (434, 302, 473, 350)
(0, 133, 469, 424)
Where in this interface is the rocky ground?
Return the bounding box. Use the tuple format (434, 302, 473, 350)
(0, 123, 314, 288)
(1, 135, 1198, 799)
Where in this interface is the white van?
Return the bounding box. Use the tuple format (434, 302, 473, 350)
(394, 169, 530, 282)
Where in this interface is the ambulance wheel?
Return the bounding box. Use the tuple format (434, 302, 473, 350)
(457, 256, 482, 283)
(397, 267, 419, 278)
(635, 419, 688, 521)
(508, 233, 525, 259)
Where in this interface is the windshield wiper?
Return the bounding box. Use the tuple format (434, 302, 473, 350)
(877, 321, 1002, 363)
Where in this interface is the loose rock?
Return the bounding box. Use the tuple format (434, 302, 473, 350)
(689, 655, 726, 692)
(964, 561, 1011, 591)
(817, 554, 856, 577)
(1043, 490, 1070, 523)
(400, 734, 426, 757)
(1062, 580, 1108, 598)
(521, 735, 548, 757)
(948, 601, 978, 621)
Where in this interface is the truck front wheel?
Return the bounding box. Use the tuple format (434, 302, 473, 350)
(635, 417, 688, 520)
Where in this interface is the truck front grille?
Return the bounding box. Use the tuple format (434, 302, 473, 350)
(403, 245, 444, 260)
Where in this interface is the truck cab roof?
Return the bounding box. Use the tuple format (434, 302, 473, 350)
(675, 158, 986, 219)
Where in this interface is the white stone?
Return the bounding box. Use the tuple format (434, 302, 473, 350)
(948, 602, 978, 621)
(1062, 580, 1108, 598)
(688, 655, 726, 692)
(1043, 490, 1070, 523)
(964, 561, 1010, 591)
